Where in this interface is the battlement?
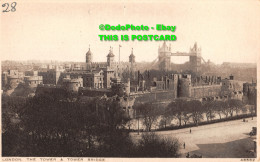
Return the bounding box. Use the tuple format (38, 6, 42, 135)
(181, 74, 191, 79)
(37, 84, 62, 88)
(63, 77, 83, 83)
(66, 71, 86, 75)
(89, 61, 134, 66)
(175, 74, 191, 80)
(24, 76, 43, 81)
(90, 62, 107, 65)
(113, 61, 132, 65)
(8, 75, 19, 79)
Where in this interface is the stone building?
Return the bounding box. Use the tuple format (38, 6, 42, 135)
(24, 71, 43, 88)
(2, 70, 24, 90)
(39, 68, 62, 85)
(35, 47, 137, 95)
(143, 73, 243, 101)
(83, 47, 137, 80)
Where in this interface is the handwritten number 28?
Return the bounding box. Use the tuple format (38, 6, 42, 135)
(2, 2, 17, 12)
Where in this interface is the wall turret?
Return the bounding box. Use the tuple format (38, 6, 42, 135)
(107, 46, 115, 67)
(178, 74, 192, 98)
(129, 48, 136, 64)
(86, 45, 92, 64)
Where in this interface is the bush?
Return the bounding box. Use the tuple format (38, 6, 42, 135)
(135, 132, 180, 157)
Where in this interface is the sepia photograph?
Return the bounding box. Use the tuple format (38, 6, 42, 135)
(1, 0, 259, 161)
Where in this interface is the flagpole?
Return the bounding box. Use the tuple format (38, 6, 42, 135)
(119, 45, 121, 64)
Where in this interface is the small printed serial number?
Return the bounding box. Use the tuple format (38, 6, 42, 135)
(2, 2, 17, 12)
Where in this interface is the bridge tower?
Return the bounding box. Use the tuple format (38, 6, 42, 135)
(189, 42, 201, 73)
(158, 42, 171, 71)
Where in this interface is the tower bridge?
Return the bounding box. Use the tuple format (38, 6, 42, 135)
(152, 42, 204, 72)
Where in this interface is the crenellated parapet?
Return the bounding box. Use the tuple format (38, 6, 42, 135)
(24, 76, 43, 81)
(37, 84, 63, 88)
(90, 62, 107, 65)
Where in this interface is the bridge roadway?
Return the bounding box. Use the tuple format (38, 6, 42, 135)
(170, 52, 198, 57)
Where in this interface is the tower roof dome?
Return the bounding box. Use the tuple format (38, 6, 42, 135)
(107, 46, 115, 57)
(86, 49, 92, 55)
(129, 48, 135, 57)
(86, 45, 92, 55)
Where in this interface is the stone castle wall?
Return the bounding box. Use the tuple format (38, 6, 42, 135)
(133, 91, 175, 103)
(190, 84, 222, 99)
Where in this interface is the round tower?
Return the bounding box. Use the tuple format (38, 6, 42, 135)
(178, 74, 191, 98)
(63, 76, 83, 93)
(7, 75, 19, 89)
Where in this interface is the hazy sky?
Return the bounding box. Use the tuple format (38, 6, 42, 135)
(1, 0, 260, 64)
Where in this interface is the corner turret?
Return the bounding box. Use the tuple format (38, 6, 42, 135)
(86, 45, 92, 64)
(107, 46, 115, 67)
(129, 48, 135, 64)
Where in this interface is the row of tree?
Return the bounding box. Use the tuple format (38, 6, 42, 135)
(135, 99, 255, 131)
(2, 94, 181, 157)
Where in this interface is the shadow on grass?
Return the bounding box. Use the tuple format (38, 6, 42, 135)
(189, 137, 256, 158)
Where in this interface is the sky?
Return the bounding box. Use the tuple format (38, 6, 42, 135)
(1, 0, 260, 64)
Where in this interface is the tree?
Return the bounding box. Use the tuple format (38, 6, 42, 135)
(241, 106, 248, 115)
(228, 99, 244, 116)
(212, 100, 225, 119)
(202, 100, 216, 121)
(159, 115, 173, 129)
(111, 83, 125, 97)
(136, 132, 180, 157)
(2, 96, 27, 156)
(187, 100, 203, 125)
(166, 99, 186, 127)
(249, 105, 256, 120)
(96, 96, 130, 131)
(18, 93, 133, 157)
(135, 102, 160, 131)
(182, 112, 191, 126)
(219, 101, 229, 119)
